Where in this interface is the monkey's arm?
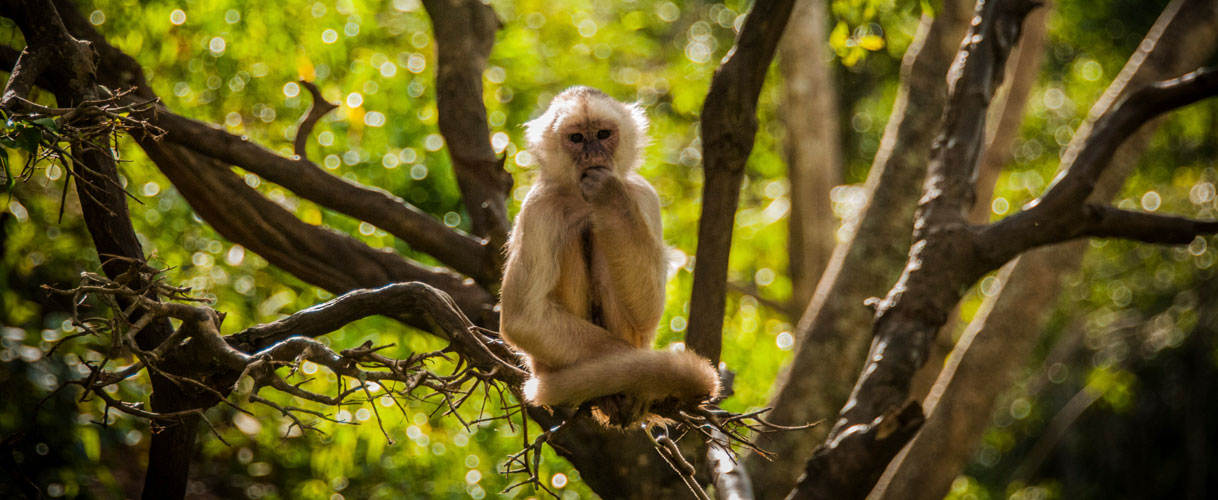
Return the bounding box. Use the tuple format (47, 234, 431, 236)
(584, 171, 668, 332)
(500, 195, 633, 369)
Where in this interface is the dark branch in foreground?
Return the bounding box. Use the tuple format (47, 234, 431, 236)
(1081, 205, 1218, 244)
(789, 1, 1038, 497)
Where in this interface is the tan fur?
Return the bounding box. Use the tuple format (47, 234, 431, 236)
(500, 87, 719, 421)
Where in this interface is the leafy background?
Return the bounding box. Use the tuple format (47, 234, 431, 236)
(2, 0, 1216, 498)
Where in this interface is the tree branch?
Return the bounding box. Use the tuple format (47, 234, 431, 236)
(751, 1, 977, 495)
(134, 137, 498, 324)
(979, 67, 1218, 263)
(1080, 204, 1218, 244)
(148, 108, 497, 286)
(916, 0, 1041, 234)
(228, 282, 527, 385)
(0, 2, 204, 497)
(292, 80, 337, 162)
(16, 0, 500, 324)
(421, 0, 512, 262)
(687, 0, 796, 365)
(1037, 67, 1218, 211)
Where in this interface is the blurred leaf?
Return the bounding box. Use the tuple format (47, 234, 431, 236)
(859, 34, 886, 51)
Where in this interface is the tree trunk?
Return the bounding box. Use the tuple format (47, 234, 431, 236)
(780, 0, 842, 313)
(748, 1, 973, 496)
(906, 4, 1048, 406)
(868, 2, 1218, 498)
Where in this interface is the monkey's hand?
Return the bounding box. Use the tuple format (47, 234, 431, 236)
(579, 166, 628, 205)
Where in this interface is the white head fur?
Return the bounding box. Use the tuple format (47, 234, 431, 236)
(524, 87, 650, 186)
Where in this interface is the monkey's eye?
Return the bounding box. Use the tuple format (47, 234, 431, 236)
(569, 133, 584, 143)
(596, 129, 611, 140)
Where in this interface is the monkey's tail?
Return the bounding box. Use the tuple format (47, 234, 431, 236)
(523, 349, 719, 407)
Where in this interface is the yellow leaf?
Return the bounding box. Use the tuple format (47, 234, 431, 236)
(829, 21, 850, 51)
(859, 35, 886, 51)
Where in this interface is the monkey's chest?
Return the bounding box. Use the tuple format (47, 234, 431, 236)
(553, 226, 610, 328)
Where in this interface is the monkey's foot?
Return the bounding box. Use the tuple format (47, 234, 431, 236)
(591, 393, 650, 428)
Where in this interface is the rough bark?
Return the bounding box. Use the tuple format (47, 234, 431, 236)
(687, 0, 796, 365)
(869, 1, 1218, 498)
(789, 1, 1040, 497)
(748, 0, 974, 496)
(907, 4, 1048, 408)
(780, 0, 842, 313)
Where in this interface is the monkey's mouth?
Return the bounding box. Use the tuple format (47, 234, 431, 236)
(580, 165, 610, 179)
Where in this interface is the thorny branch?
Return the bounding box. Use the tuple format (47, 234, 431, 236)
(42, 261, 805, 497)
(43, 261, 501, 443)
(0, 88, 163, 215)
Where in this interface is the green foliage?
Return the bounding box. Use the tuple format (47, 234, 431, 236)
(2, 0, 1216, 498)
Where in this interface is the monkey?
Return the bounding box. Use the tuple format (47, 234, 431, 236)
(499, 86, 719, 425)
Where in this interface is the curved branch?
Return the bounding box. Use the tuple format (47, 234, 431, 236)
(135, 137, 497, 324)
(1038, 67, 1218, 211)
(292, 80, 338, 162)
(229, 282, 527, 384)
(979, 68, 1218, 263)
(687, 0, 796, 364)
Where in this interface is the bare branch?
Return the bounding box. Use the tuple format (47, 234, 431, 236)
(6, 0, 501, 319)
(229, 282, 527, 385)
(1080, 204, 1218, 244)
(292, 80, 337, 162)
(687, 0, 796, 364)
(422, 0, 512, 258)
(0, 3, 203, 496)
(917, 0, 1042, 233)
(148, 109, 497, 286)
(1039, 67, 1218, 211)
(137, 138, 498, 324)
(752, 0, 977, 493)
(976, 69, 1218, 264)
(49, 271, 502, 445)
(790, 403, 923, 500)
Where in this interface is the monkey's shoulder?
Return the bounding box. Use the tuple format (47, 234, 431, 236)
(513, 186, 593, 237)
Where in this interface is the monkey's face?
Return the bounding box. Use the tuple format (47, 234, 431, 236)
(558, 120, 619, 174)
(525, 87, 650, 186)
